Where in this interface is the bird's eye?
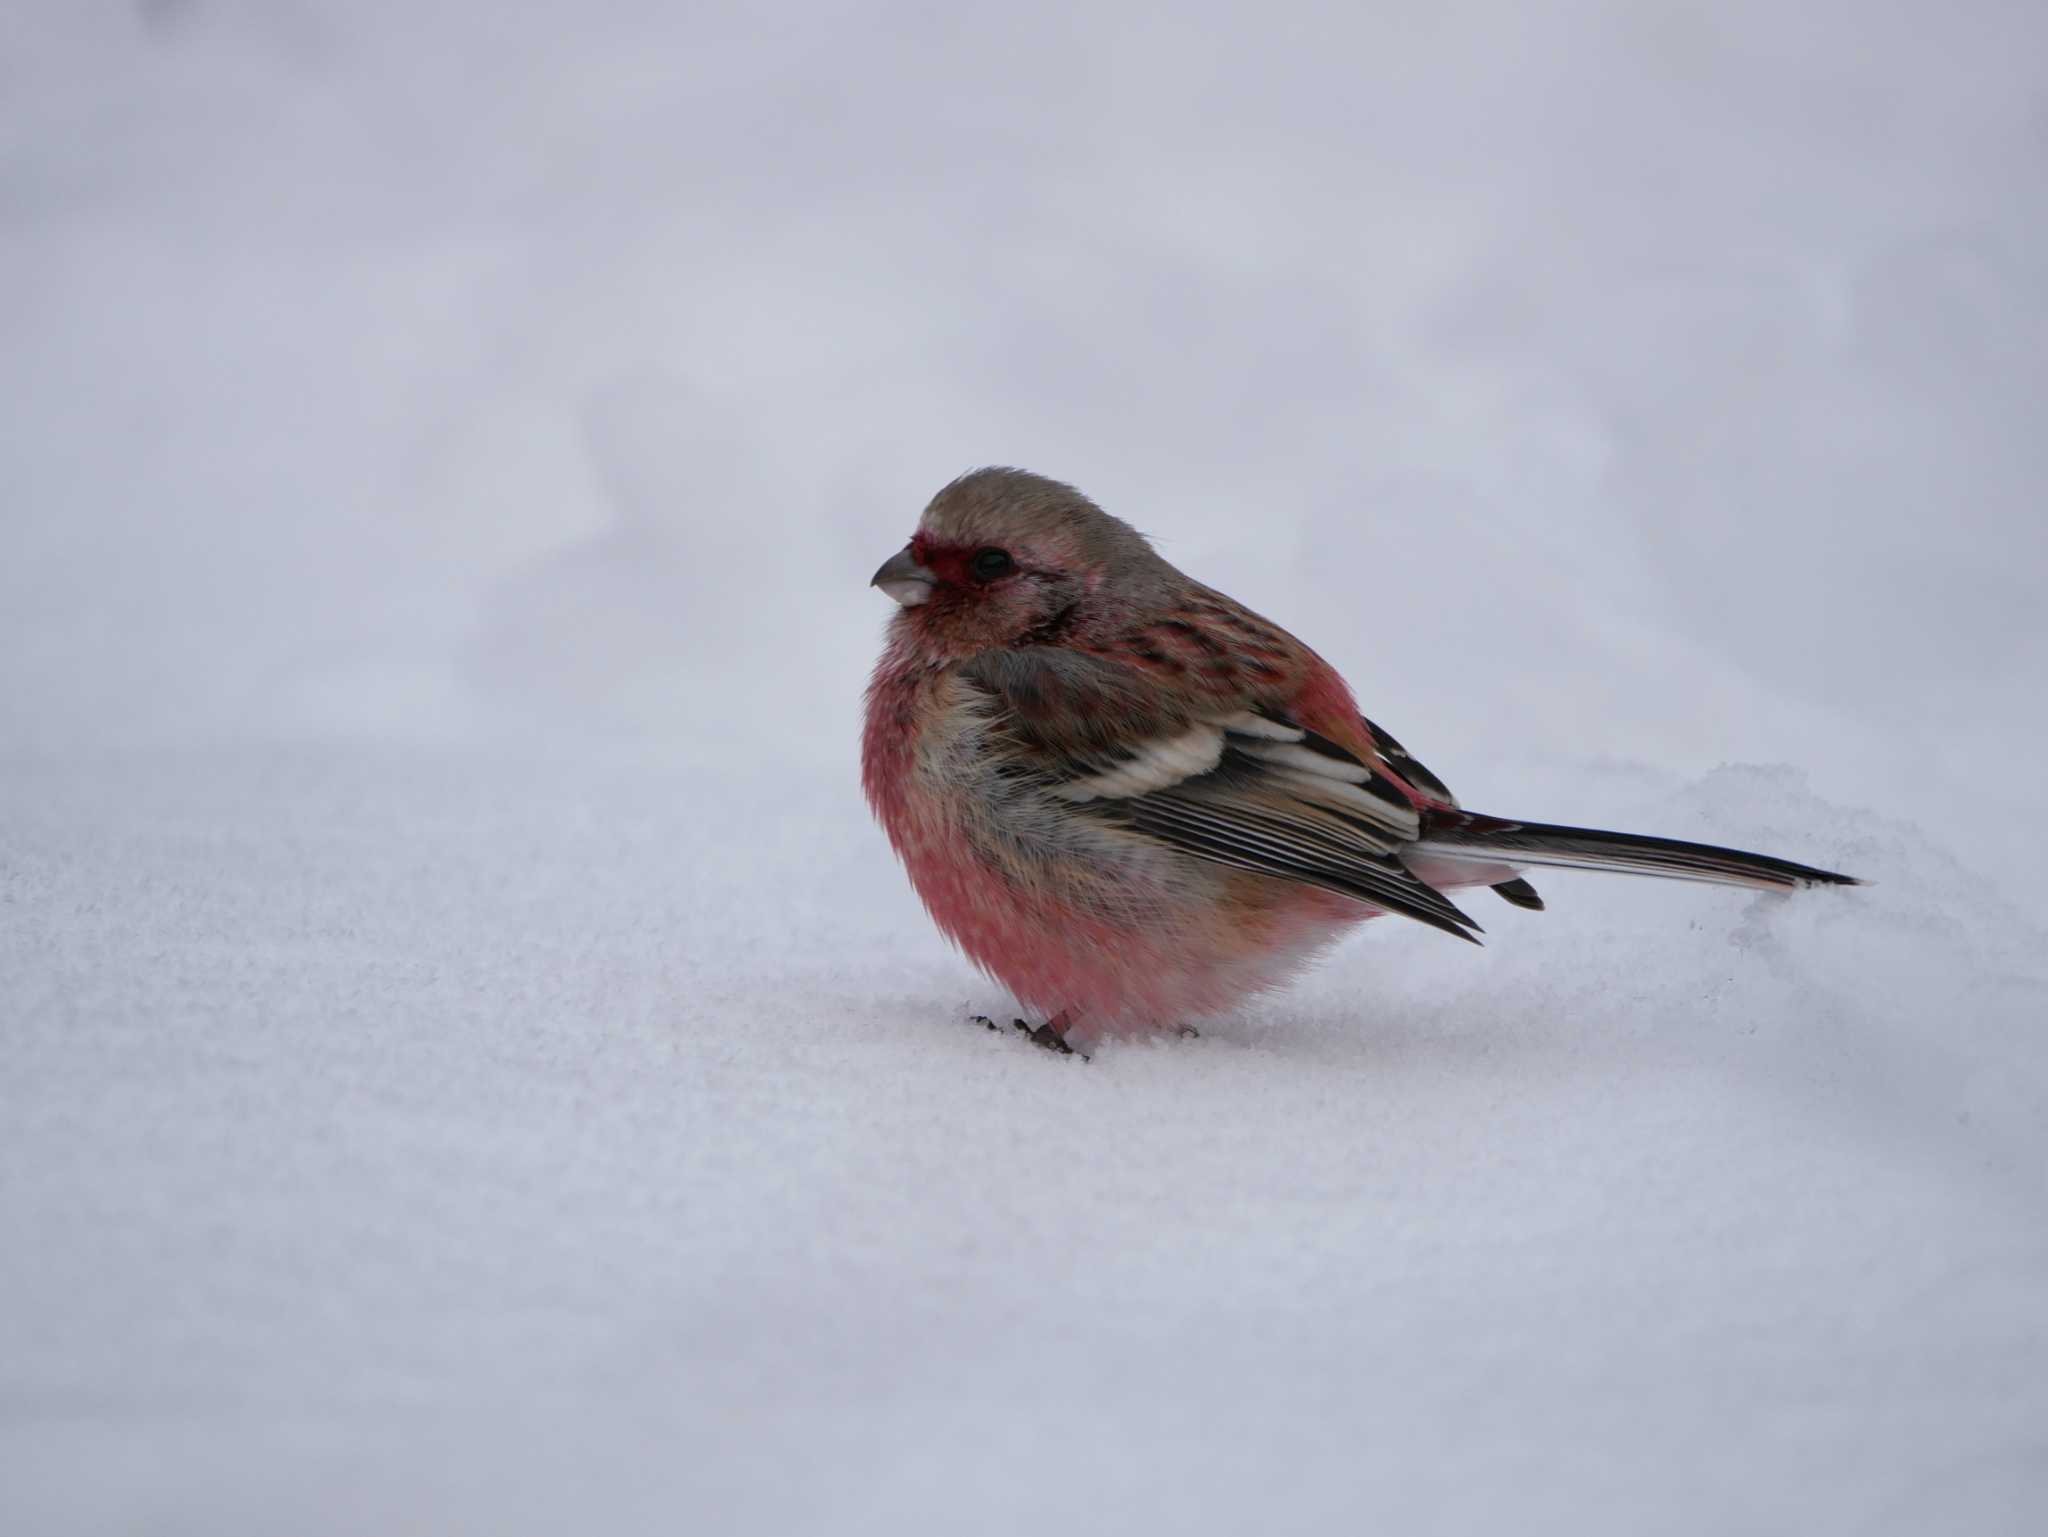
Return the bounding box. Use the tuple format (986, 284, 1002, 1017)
(968, 547, 1015, 582)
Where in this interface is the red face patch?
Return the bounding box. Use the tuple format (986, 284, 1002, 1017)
(910, 535, 1009, 589)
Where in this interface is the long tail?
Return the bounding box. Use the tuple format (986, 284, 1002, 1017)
(1415, 808, 1860, 894)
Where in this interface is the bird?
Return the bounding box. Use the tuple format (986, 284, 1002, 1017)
(862, 467, 1857, 1054)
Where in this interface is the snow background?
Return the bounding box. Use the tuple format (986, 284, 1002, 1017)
(3, 1, 2045, 1532)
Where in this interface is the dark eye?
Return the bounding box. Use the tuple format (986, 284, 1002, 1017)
(968, 547, 1015, 582)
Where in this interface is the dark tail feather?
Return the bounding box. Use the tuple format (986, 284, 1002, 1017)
(1418, 810, 1860, 893)
(1490, 876, 1546, 910)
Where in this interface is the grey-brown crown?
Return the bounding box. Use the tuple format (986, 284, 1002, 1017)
(919, 467, 1160, 569)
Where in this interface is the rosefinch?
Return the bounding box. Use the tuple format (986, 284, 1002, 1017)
(863, 468, 1856, 1053)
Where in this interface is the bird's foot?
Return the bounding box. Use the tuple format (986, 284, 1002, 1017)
(1016, 1017, 1077, 1055)
(968, 1013, 1087, 1060)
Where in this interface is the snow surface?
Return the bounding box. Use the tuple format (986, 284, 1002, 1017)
(5, 748, 2045, 1534)
(4, 2, 2047, 1533)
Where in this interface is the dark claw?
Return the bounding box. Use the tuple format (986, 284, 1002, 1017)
(961, 1012, 1084, 1059)
(964, 1013, 1088, 1060)
(1014, 1017, 1077, 1056)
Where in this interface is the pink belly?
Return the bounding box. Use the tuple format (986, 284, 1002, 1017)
(898, 831, 1371, 1036)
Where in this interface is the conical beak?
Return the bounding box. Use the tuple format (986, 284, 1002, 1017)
(870, 544, 936, 607)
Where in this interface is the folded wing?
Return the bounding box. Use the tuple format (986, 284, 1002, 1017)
(963, 650, 1485, 941)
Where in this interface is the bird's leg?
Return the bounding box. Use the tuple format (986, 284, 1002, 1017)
(966, 1009, 1086, 1059)
(1014, 1011, 1079, 1056)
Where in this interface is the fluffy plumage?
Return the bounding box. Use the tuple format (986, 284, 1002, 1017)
(862, 468, 1856, 1047)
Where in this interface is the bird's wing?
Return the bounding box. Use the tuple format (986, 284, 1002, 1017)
(961, 649, 1485, 941)
(1359, 714, 1457, 806)
(1360, 712, 1546, 911)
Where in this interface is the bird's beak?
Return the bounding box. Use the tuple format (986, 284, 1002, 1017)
(870, 544, 936, 607)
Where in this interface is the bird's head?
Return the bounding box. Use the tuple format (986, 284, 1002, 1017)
(870, 467, 1164, 656)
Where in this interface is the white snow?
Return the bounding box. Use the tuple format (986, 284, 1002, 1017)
(4, 2, 2047, 1534)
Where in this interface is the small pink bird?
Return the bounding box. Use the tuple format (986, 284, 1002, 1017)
(863, 468, 1855, 1054)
